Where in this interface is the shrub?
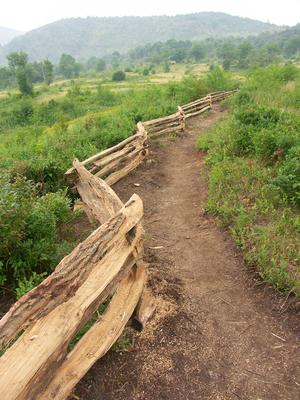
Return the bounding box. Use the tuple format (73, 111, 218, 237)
(142, 68, 150, 76)
(112, 70, 126, 82)
(252, 128, 278, 161)
(198, 64, 300, 294)
(234, 90, 254, 107)
(0, 98, 34, 128)
(206, 65, 234, 92)
(0, 174, 74, 293)
(273, 147, 300, 206)
(235, 107, 280, 128)
(96, 85, 116, 106)
(279, 63, 299, 83)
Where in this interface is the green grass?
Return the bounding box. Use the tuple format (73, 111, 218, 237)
(197, 64, 300, 295)
(0, 66, 236, 297)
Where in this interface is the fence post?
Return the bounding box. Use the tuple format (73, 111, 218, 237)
(178, 106, 186, 132)
(208, 94, 212, 109)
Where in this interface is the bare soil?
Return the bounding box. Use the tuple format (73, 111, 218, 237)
(76, 105, 300, 400)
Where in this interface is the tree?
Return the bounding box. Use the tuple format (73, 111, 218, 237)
(96, 59, 106, 72)
(163, 62, 171, 73)
(111, 52, 121, 69)
(0, 67, 14, 90)
(171, 49, 187, 63)
(43, 60, 54, 85)
(190, 44, 206, 61)
(237, 42, 254, 69)
(217, 42, 237, 70)
(142, 67, 150, 76)
(112, 70, 126, 82)
(206, 65, 228, 91)
(284, 37, 300, 57)
(7, 52, 33, 95)
(59, 54, 80, 79)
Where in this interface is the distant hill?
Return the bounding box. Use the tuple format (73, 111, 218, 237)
(251, 23, 300, 52)
(0, 26, 23, 45)
(1, 12, 283, 62)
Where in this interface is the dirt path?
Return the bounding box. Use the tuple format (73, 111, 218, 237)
(76, 105, 300, 400)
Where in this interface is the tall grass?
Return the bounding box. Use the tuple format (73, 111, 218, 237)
(0, 67, 236, 296)
(197, 64, 300, 294)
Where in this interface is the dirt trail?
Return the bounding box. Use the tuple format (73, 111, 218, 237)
(77, 105, 300, 400)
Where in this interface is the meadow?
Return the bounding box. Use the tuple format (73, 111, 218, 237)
(0, 63, 235, 297)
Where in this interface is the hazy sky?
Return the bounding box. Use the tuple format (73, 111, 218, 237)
(1, 0, 299, 31)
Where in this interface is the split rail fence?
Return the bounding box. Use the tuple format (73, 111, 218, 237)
(0, 89, 236, 400)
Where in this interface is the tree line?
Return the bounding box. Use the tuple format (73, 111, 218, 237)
(1, 23, 299, 95)
(0, 52, 107, 93)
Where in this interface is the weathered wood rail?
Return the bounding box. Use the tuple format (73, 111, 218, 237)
(0, 89, 236, 399)
(0, 169, 146, 399)
(66, 122, 148, 187)
(66, 90, 236, 186)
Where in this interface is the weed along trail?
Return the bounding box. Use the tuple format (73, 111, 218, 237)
(76, 104, 300, 400)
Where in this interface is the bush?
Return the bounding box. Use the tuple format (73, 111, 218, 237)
(197, 64, 300, 294)
(279, 63, 299, 82)
(0, 98, 34, 128)
(143, 68, 150, 76)
(273, 146, 300, 206)
(206, 65, 234, 91)
(0, 174, 74, 294)
(96, 85, 116, 106)
(0, 71, 238, 294)
(112, 70, 126, 82)
(252, 128, 278, 161)
(235, 107, 280, 128)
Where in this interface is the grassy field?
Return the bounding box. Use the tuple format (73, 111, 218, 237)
(0, 63, 210, 102)
(0, 64, 235, 297)
(198, 64, 300, 295)
(0, 59, 298, 298)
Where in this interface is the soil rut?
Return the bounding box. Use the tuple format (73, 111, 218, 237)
(77, 105, 300, 400)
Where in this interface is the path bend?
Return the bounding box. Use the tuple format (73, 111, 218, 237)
(77, 105, 300, 400)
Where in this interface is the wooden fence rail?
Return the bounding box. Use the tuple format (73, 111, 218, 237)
(0, 157, 149, 399)
(65, 90, 236, 187)
(0, 89, 236, 399)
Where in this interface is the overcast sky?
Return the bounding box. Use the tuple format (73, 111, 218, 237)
(1, 0, 299, 32)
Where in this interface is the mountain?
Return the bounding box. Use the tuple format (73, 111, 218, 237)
(0, 26, 23, 45)
(1, 12, 283, 62)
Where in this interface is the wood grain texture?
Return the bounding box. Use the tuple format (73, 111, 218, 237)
(39, 264, 146, 400)
(0, 195, 143, 349)
(134, 288, 156, 331)
(74, 159, 123, 224)
(0, 195, 143, 400)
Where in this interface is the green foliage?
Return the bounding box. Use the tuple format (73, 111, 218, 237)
(0, 67, 15, 89)
(142, 67, 150, 76)
(163, 62, 170, 72)
(0, 174, 74, 293)
(68, 297, 111, 352)
(112, 335, 133, 352)
(15, 271, 47, 299)
(197, 64, 300, 294)
(272, 146, 300, 206)
(1, 13, 279, 63)
(59, 54, 81, 79)
(96, 85, 116, 106)
(0, 70, 236, 295)
(206, 65, 233, 91)
(43, 60, 54, 85)
(112, 70, 126, 82)
(7, 51, 33, 95)
(86, 57, 106, 72)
